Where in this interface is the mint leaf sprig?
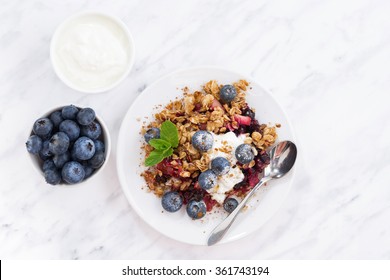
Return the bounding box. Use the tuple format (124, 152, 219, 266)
(145, 120, 179, 167)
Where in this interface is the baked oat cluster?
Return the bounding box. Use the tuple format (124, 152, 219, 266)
(141, 80, 279, 219)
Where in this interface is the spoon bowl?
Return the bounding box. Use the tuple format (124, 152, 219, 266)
(265, 140, 297, 179)
(208, 140, 297, 246)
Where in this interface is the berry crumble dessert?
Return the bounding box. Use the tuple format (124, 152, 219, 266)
(141, 80, 279, 219)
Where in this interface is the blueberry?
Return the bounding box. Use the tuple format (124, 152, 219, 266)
(70, 147, 78, 161)
(93, 140, 105, 153)
(198, 169, 218, 190)
(33, 118, 53, 137)
(43, 159, 56, 172)
(53, 151, 70, 169)
(81, 121, 101, 140)
(26, 135, 42, 154)
(191, 130, 213, 152)
(242, 107, 255, 119)
(161, 191, 183, 212)
(44, 169, 62, 185)
(73, 136, 95, 160)
(83, 165, 94, 179)
(39, 140, 52, 160)
(210, 157, 230, 176)
(62, 105, 79, 120)
(77, 108, 96, 126)
(235, 144, 254, 164)
(50, 110, 63, 127)
(144, 127, 160, 143)
(59, 120, 80, 141)
(186, 200, 206, 219)
(62, 161, 85, 184)
(87, 151, 105, 169)
(219, 85, 237, 103)
(223, 197, 239, 213)
(49, 132, 70, 155)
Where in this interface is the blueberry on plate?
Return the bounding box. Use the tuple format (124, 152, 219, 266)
(73, 136, 95, 160)
(87, 151, 105, 169)
(186, 200, 207, 219)
(44, 169, 61, 185)
(144, 127, 160, 143)
(93, 139, 105, 153)
(50, 110, 63, 128)
(161, 191, 183, 212)
(42, 159, 56, 172)
(198, 169, 218, 190)
(242, 107, 255, 119)
(77, 108, 96, 126)
(39, 140, 52, 160)
(26, 135, 42, 155)
(210, 157, 230, 176)
(223, 197, 239, 213)
(235, 143, 254, 164)
(219, 84, 237, 103)
(48, 132, 70, 155)
(33, 117, 53, 137)
(191, 130, 213, 152)
(62, 105, 79, 120)
(62, 161, 85, 184)
(81, 121, 102, 140)
(59, 120, 80, 141)
(53, 151, 70, 169)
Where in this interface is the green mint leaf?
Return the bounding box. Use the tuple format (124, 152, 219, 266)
(145, 147, 174, 167)
(149, 139, 171, 151)
(160, 120, 179, 148)
(162, 147, 173, 158)
(145, 150, 165, 167)
(144, 121, 178, 167)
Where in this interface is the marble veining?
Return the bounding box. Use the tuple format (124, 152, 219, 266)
(1, 0, 390, 259)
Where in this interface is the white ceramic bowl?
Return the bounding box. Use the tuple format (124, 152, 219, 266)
(50, 12, 135, 94)
(28, 105, 111, 186)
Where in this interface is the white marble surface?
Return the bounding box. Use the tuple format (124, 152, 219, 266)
(0, 0, 389, 259)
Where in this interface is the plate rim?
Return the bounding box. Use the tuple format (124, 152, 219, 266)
(116, 65, 296, 246)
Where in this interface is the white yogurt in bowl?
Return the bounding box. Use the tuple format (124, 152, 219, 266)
(50, 12, 135, 93)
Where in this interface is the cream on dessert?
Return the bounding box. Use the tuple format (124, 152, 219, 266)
(206, 132, 246, 204)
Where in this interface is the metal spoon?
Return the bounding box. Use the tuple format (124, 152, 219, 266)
(207, 140, 297, 246)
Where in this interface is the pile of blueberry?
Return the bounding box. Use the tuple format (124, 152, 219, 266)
(26, 105, 106, 185)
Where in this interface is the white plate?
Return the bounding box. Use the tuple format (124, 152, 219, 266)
(117, 67, 295, 245)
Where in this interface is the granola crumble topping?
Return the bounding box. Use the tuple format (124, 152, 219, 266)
(140, 80, 278, 212)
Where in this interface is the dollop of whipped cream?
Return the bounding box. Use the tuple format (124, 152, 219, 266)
(206, 132, 245, 204)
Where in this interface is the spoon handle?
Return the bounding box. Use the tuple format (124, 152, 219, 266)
(207, 177, 270, 246)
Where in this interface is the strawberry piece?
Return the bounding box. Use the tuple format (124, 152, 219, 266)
(226, 122, 234, 131)
(156, 159, 183, 177)
(234, 114, 252, 126)
(210, 99, 224, 111)
(203, 194, 218, 212)
(194, 103, 202, 112)
(247, 168, 260, 187)
(198, 123, 207, 130)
